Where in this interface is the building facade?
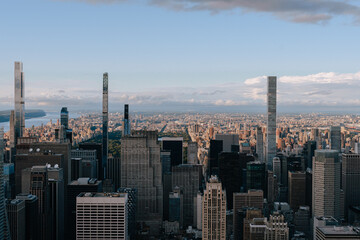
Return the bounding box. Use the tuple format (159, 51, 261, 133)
(312, 150, 341, 219)
(266, 76, 277, 169)
(76, 192, 128, 240)
(202, 176, 226, 240)
(121, 131, 163, 233)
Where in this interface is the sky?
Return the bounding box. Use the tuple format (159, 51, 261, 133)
(1, 0, 360, 113)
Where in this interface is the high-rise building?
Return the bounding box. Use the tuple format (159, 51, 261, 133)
(9, 110, 15, 156)
(249, 217, 267, 240)
(66, 178, 102, 240)
(76, 192, 129, 240)
(15, 151, 64, 195)
(256, 126, 264, 162)
(187, 142, 198, 164)
(106, 156, 121, 190)
(246, 161, 266, 192)
(215, 134, 239, 152)
(267, 76, 277, 169)
(218, 152, 243, 209)
(294, 206, 311, 238)
(117, 188, 137, 238)
(330, 126, 341, 152)
(60, 107, 69, 129)
(288, 171, 306, 211)
(16, 193, 39, 240)
(47, 167, 64, 240)
(172, 164, 202, 227)
(342, 153, 360, 219)
(315, 226, 360, 239)
(312, 150, 341, 219)
(161, 137, 183, 167)
(22, 165, 64, 240)
(27, 166, 52, 240)
(123, 104, 131, 136)
(102, 73, 108, 178)
(14, 62, 25, 145)
(16, 141, 71, 186)
(273, 157, 281, 180)
(304, 141, 317, 169)
(169, 187, 183, 228)
(6, 199, 25, 240)
(267, 170, 279, 203)
(243, 209, 263, 240)
(202, 176, 226, 240)
(78, 143, 103, 180)
(264, 212, 289, 240)
(0, 129, 9, 239)
(194, 192, 203, 230)
(208, 139, 223, 175)
(121, 131, 163, 233)
(233, 190, 264, 240)
(71, 149, 97, 179)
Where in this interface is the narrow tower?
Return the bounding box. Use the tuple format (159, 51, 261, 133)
(102, 73, 108, 179)
(266, 76, 277, 170)
(123, 104, 131, 136)
(14, 61, 25, 144)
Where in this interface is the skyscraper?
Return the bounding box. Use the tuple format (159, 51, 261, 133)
(202, 176, 226, 240)
(246, 161, 266, 192)
(330, 126, 341, 152)
(264, 212, 289, 240)
(123, 104, 131, 136)
(102, 73, 108, 178)
(312, 150, 341, 219)
(218, 152, 243, 209)
(161, 137, 183, 167)
(121, 131, 163, 233)
(342, 154, 360, 219)
(267, 76, 277, 170)
(60, 107, 69, 129)
(67, 178, 102, 240)
(256, 126, 264, 162)
(0, 129, 9, 239)
(6, 199, 25, 240)
(233, 190, 264, 240)
(28, 166, 51, 240)
(172, 164, 202, 227)
(16, 193, 39, 240)
(14, 62, 25, 145)
(288, 171, 306, 211)
(76, 192, 129, 240)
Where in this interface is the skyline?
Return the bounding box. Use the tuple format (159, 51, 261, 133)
(2, 0, 360, 112)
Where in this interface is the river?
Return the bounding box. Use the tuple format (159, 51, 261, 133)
(0, 112, 81, 133)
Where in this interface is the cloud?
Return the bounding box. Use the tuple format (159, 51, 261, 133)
(63, 0, 360, 24)
(2, 71, 360, 112)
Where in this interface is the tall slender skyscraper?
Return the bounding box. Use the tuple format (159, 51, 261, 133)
(267, 76, 277, 170)
(14, 62, 25, 146)
(102, 73, 108, 179)
(123, 104, 131, 136)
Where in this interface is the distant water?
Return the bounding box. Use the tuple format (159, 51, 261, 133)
(0, 112, 81, 133)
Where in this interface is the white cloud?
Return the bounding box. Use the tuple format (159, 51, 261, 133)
(2, 71, 360, 112)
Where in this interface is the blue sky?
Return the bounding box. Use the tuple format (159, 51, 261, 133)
(1, 0, 360, 112)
